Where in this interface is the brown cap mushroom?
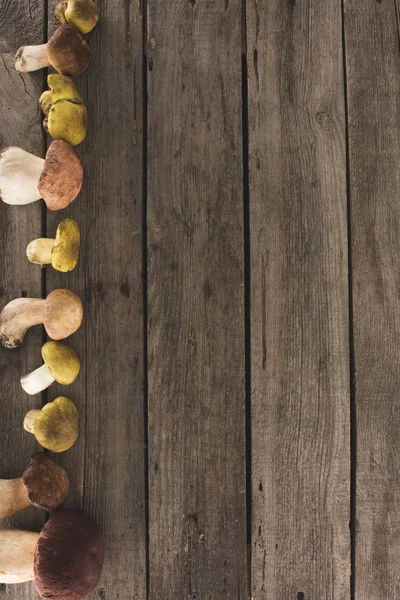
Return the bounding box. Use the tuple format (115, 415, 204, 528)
(0, 509, 103, 593)
(15, 24, 90, 75)
(56, 0, 99, 34)
(0, 141, 83, 208)
(24, 397, 79, 453)
(21, 341, 81, 395)
(27, 218, 81, 272)
(0, 289, 83, 348)
(0, 453, 69, 520)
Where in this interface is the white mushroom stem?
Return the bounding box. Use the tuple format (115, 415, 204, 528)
(21, 364, 55, 395)
(0, 530, 39, 583)
(14, 44, 50, 73)
(26, 238, 55, 266)
(0, 298, 46, 349)
(24, 410, 41, 434)
(0, 147, 44, 205)
(0, 478, 30, 520)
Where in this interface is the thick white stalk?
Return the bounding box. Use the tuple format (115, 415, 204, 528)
(21, 364, 55, 395)
(24, 410, 41, 434)
(0, 298, 45, 348)
(14, 44, 49, 73)
(0, 478, 30, 520)
(0, 530, 38, 583)
(26, 238, 55, 266)
(0, 147, 44, 205)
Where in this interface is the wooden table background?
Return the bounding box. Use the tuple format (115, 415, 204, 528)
(0, 0, 398, 598)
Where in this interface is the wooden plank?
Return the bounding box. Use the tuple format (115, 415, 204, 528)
(246, 1, 351, 598)
(344, 1, 400, 597)
(45, 1, 146, 598)
(0, 1, 46, 599)
(146, 1, 247, 598)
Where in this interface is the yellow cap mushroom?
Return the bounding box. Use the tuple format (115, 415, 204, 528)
(20, 341, 80, 395)
(24, 397, 79, 453)
(27, 219, 80, 272)
(56, 0, 99, 34)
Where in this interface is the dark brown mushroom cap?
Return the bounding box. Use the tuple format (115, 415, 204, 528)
(22, 453, 69, 513)
(34, 508, 104, 600)
(46, 25, 90, 76)
(38, 140, 83, 211)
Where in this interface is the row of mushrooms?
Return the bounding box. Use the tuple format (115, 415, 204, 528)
(0, 2, 105, 598)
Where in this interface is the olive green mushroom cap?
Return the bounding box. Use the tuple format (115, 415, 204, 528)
(42, 341, 80, 385)
(53, 219, 80, 272)
(33, 397, 79, 453)
(56, 0, 99, 34)
(22, 453, 69, 513)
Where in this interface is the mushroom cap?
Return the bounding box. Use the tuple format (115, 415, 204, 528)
(43, 289, 83, 340)
(52, 218, 81, 272)
(46, 24, 90, 76)
(42, 341, 80, 385)
(45, 100, 87, 147)
(40, 75, 82, 115)
(22, 453, 69, 513)
(38, 140, 83, 211)
(33, 397, 79, 452)
(34, 508, 104, 600)
(56, 0, 99, 34)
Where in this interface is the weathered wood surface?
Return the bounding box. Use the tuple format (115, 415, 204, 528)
(246, 1, 351, 598)
(0, 1, 46, 598)
(344, 1, 400, 597)
(146, 0, 248, 597)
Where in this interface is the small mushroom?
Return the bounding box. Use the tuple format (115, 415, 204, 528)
(0, 289, 83, 348)
(0, 453, 69, 521)
(15, 24, 90, 75)
(0, 140, 83, 208)
(27, 218, 81, 272)
(0, 508, 104, 596)
(21, 341, 80, 395)
(56, 0, 99, 34)
(24, 397, 79, 453)
(40, 75, 87, 146)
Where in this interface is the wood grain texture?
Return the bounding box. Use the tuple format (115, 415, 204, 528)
(45, 1, 146, 598)
(246, 1, 350, 598)
(146, 0, 247, 597)
(344, 1, 400, 597)
(0, 1, 45, 599)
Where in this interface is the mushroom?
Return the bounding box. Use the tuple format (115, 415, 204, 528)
(24, 397, 79, 453)
(40, 75, 87, 146)
(0, 453, 69, 521)
(56, 0, 99, 34)
(27, 218, 81, 272)
(14, 24, 90, 75)
(0, 289, 83, 349)
(0, 140, 83, 208)
(0, 508, 104, 597)
(21, 341, 80, 395)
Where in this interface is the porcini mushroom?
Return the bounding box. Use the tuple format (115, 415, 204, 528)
(14, 24, 90, 75)
(0, 140, 83, 208)
(40, 75, 87, 146)
(0, 289, 83, 348)
(0, 453, 69, 521)
(24, 397, 79, 453)
(0, 508, 104, 597)
(56, 0, 99, 34)
(21, 341, 80, 395)
(27, 218, 81, 272)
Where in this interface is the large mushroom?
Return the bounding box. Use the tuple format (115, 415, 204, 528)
(14, 24, 90, 75)
(24, 397, 79, 453)
(0, 453, 69, 521)
(56, 0, 99, 34)
(0, 508, 104, 598)
(21, 341, 80, 395)
(0, 140, 83, 208)
(27, 218, 81, 272)
(0, 289, 83, 349)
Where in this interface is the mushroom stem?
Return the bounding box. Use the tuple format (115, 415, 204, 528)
(26, 238, 55, 266)
(0, 530, 39, 583)
(0, 148, 45, 206)
(23, 410, 41, 434)
(0, 478, 30, 520)
(14, 44, 50, 73)
(21, 364, 55, 396)
(0, 298, 46, 349)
